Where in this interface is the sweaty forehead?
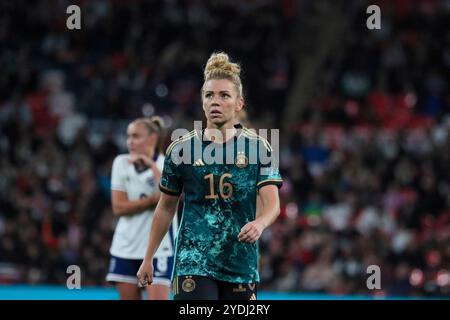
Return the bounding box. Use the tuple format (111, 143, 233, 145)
(203, 79, 235, 92)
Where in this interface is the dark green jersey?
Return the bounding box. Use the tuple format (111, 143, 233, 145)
(159, 126, 283, 283)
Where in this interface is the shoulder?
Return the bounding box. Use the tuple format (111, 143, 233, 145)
(113, 154, 130, 166)
(111, 154, 129, 188)
(165, 129, 197, 156)
(156, 153, 165, 163)
(156, 153, 165, 169)
(241, 127, 273, 152)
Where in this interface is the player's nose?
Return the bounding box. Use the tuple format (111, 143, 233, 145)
(210, 95, 221, 106)
(211, 101, 220, 106)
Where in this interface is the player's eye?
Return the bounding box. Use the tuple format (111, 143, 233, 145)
(221, 93, 230, 99)
(205, 93, 212, 99)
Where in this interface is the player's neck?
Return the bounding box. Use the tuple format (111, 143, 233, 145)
(205, 121, 236, 144)
(145, 147, 155, 160)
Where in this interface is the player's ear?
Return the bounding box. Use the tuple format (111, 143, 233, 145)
(235, 96, 244, 112)
(148, 132, 158, 145)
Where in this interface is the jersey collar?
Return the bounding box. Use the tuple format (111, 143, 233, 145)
(198, 123, 243, 146)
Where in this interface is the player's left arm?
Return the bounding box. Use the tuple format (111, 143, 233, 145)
(238, 184, 280, 244)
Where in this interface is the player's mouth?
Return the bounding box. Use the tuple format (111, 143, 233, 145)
(210, 110, 222, 118)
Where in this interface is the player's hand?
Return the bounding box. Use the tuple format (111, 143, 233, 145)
(136, 259, 153, 287)
(238, 220, 265, 243)
(128, 154, 156, 168)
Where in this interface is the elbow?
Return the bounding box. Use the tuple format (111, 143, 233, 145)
(273, 200, 281, 220)
(112, 205, 124, 216)
(275, 205, 281, 220)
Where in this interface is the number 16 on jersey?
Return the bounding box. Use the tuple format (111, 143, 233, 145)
(204, 173, 233, 200)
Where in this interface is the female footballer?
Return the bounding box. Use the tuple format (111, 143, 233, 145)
(137, 53, 282, 300)
(107, 116, 177, 300)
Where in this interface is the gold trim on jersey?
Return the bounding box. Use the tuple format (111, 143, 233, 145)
(257, 179, 283, 187)
(172, 276, 178, 296)
(159, 183, 181, 195)
(172, 278, 175, 296)
(243, 128, 272, 151)
(166, 130, 196, 156)
(242, 128, 273, 152)
(194, 128, 202, 141)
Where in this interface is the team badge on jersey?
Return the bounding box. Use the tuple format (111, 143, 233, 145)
(235, 152, 248, 168)
(182, 277, 196, 292)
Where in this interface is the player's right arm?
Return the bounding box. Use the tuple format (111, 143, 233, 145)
(111, 190, 159, 217)
(137, 192, 180, 286)
(111, 155, 159, 217)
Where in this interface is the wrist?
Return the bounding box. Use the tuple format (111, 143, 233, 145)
(255, 217, 268, 231)
(144, 256, 153, 264)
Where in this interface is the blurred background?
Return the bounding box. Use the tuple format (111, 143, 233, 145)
(0, 0, 449, 299)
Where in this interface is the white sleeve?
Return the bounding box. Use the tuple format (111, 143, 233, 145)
(156, 154, 165, 171)
(111, 156, 126, 192)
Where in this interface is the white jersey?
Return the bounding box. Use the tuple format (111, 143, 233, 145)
(109, 153, 178, 259)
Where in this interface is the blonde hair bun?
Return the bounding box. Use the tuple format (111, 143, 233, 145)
(203, 52, 243, 97)
(204, 52, 241, 80)
(149, 115, 164, 129)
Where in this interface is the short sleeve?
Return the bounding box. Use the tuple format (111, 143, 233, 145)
(156, 154, 165, 171)
(257, 144, 283, 190)
(159, 150, 183, 196)
(111, 156, 126, 192)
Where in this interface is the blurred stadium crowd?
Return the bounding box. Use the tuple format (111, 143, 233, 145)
(0, 0, 449, 297)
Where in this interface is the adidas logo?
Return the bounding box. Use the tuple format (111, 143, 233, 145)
(193, 159, 205, 166)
